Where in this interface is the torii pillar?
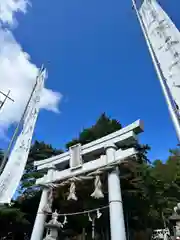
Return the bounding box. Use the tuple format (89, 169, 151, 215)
(30, 168, 54, 240)
(30, 187, 49, 240)
(106, 143, 126, 240)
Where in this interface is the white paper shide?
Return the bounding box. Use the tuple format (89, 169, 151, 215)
(0, 68, 46, 204)
(140, 0, 180, 116)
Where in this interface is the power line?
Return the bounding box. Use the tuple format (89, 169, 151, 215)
(0, 90, 14, 111)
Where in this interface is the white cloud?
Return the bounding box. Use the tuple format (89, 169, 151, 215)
(0, 0, 62, 137)
(0, 0, 29, 25)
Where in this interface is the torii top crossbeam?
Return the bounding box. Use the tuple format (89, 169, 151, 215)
(35, 120, 144, 186)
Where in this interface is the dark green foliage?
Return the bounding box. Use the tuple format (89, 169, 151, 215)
(20, 140, 63, 196)
(66, 113, 122, 148)
(0, 142, 63, 239)
(0, 206, 30, 239)
(0, 113, 180, 239)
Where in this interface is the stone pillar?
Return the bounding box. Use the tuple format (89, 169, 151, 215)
(30, 167, 55, 240)
(105, 143, 126, 240)
(30, 187, 49, 240)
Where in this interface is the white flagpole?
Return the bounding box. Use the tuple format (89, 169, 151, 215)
(0, 66, 44, 174)
(132, 0, 180, 143)
(0, 66, 46, 204)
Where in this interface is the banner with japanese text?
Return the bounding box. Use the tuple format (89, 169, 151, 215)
(140, 0, 180, 116)
(0, 68, 46, 204)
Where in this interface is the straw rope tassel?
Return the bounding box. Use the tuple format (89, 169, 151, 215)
(91, 175, 104, 199)
(67, 181, 78, 201)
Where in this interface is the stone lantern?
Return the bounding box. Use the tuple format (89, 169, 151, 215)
(43, 210, 61, 240)
(169, 204, 180, 240)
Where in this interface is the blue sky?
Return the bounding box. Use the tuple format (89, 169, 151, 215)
(1, 0, 180, 162)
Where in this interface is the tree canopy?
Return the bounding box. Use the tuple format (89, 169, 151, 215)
(0, 113, 179, 239)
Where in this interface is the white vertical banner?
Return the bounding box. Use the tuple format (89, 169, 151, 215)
(0, 68, 46, 204)
(139, 0, 180, 116)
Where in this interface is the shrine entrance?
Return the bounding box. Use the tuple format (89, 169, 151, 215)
(30, 120, 143, 240)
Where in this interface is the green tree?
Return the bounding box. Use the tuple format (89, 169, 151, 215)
(0, 205, 30, 239)
(151, 149, 180, 222)
(20, 140, 63, 196)
(1, 113, 165, 239)
(66, 113, 122, 148)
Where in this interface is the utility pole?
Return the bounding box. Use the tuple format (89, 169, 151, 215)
(0, 90, 14, 111)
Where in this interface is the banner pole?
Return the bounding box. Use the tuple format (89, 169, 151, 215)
(132, 0, 180, 142)
(0, 66, 44, 174)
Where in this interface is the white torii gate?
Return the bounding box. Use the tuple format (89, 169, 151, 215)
(30, 120, 144, 240)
